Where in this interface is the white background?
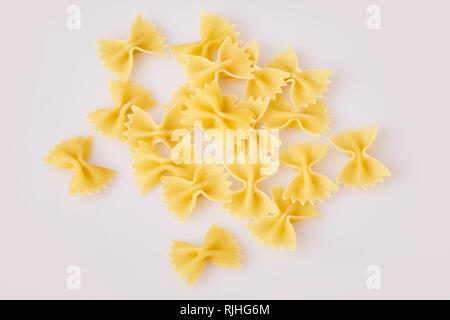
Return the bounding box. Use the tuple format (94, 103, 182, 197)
(1, 0, 450, 299)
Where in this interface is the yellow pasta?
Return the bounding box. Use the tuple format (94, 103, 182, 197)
(328, 125, 391, 188)
(169, 224, 242, 286)
(125, 105, 190, 149)
(87, 79, 157, 141)
(161, 164, 232, 222)
(238, 96, 270, 128)
(168, 84, 193, 110)
(44, 136, 116, 195)
(182, 80, 255, 130)
(170, 11, 239, 61)
(260, 94, 330, 135)
(244, 40, 290, 100)
(223, 162, 276, 220)
(281, 142, 338, 204)
(131, 141, 197, 194)
(247, 186, 320, 251)
(97, 14, 166, 79)
(268, 46, 331, 108)
(182, 37, 255, 89)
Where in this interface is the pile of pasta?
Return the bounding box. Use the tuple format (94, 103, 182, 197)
(44, 13, 390, 286)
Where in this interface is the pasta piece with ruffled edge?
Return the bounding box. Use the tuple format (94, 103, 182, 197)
(259, 94, 330, 135)
(131, 140, 197, 194)
(125, 104, 191, 149)
(166, 84, 193, 111)
(244, 39, 290, 101)
(237, 96, 270, 128)
(161, 164, 232, 222)
(43, 136, 116, 195)
(170, 11, 239, 61)
(222, 162, 276, 220)
(281, 142, 338, 204)
(328, 125, 391, 189)
(182, 37, 255, 89)
(247, 185, 320, 251)
(267, 46, 331, 108)
(86, 79, 157, 141)
(182, 80, 255, 131)
(169, 224, 242, 286)
(96, 14, 166, 79)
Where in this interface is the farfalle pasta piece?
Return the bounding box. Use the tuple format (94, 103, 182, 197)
(125, 105, 190, 148)
(244, 40, 290, 100)
(281, 142, 338, 204)
(168, 84, 193, 110)
(161, 164, 232, 221)
(247, 186, 320, 251)
(238, 96, 270, 127)
(329, 125, 391, 188)
(268, 46, 331, 108)
(182, 37, 254, 89)
(260, 94, 330, 135)
(87, 79, 157, 141)
(223, 162, 276, 220)
(44, 136, 116, 195)
(169, 224, 242, 286)
(96, 14, 166, 79)
(131, 141, 196, 194)
(182, 80, 255, 130)
(170, 12, 239, 61)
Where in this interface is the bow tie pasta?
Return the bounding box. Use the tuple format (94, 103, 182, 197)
(182, 80, 255, 130)
(97, 14, 166, 79)
(131, 141, 197, 194)
(170, 12, 239, 61)
(87, 79, 157, 141)
(247, 186, 320, 251)
(223, 162, 276, 220)
(244, 39, 291, 100)
(268, 46, 331, 108)
(281, 142, 338, 204)
(181, 37, 255, 89)
(329, 125, 391, 188)
(125, 104, 191, 149)
(44, 136, 116, 195)
(169, 224, 242, 286)
(161, 164, 232, 222)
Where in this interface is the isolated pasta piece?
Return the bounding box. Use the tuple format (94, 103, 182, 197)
(87, 79, 157, 141)
(170, 12, 239, 61)
(247, 186, 320, 251)
(97, 14, 166, 79)
(125, 105, 190, 148)
(281, 142, 338, 204)
(169, 224, 242, 286)
(329, 125, 390, 188)
(182, 80, 255, 130)
(161, 164, 232, 221)
(268, 46, 331, 108)
(260, 94, 330, 135)
(131, 141, 197, 194)
(223, 162, 276, 220)
(182, 37, 254, 89)
(244, 40, 290, 100)
(44, 136, 116, 195)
